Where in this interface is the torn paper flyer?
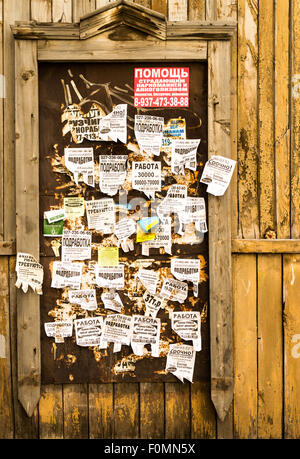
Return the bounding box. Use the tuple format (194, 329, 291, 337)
(160, 278, 188, 304)
(61, 230, 91, 263)
(85, 198, 115, 233)
(99, 155, 128, 196)
(114, 218, 136, 252)
(161, 118, 186, 154)
(156, 184, 187, 220)
(61, 103, 104, 143)
(132, 161, 161, 199)
(64, 196, 85, 218)
(171, 310, 201, 351)
(142, 217, 172, 256)
(69, 289, 97, 311)
(171, 139, 200, 175)
(64, 147, 95, 187)
(134, 115, 164, 156)
(101, 291, 124, 313)
(137, 268, 159, 295)
(15, 252, 44, 295)
(51, 261, 83, 290)
(44, 208, 65, 224)
(74, 316, 103, 347)
(131, 315, 161, 357)
(166, 343, 196, 383)
(99, 104, 127, 143)
(44, 321, 73, 344)
(143, 291, 164, 318)
(95, 265, 125, 290)
(178, 197, 207, 235)
(101, 313, 133, 352)
(200, 155, 236, 196)
(171, 258, 200, 297)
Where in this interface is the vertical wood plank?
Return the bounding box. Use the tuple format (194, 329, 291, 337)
(291, 0, 300, 238)
(168, 0, 187, 21)
(0, 256, 13, 437)
(30, 0, 52, 21)
(72, 0, 96, 21)
(208, 39, 233, 422)
(88, 383, 114, 439)
(233, 254, 257, 439)
(3, 0, 30, 242)
(15, 39, 40, 418)
(258, 0, 276, 238)
(0, 0, 4, 240)
(237, 0, 259, 238)
(191, 382, 216, 438)
(257, 254, 283, 438)
(151, 0, 167, 16)
(114, 383, 139, 439)
(275, 0, 290, 239)
(283, 255, 300, 438)
(205, 0, 216, 20)
(133, 0, 151, 8)
(63, 384, 89, 438)
(165, 382, 190, 438)
(96, 0, 111, 8)
(52, 0, 72, 22)
(39, 385, 63, 439)
(140, 383, 164, 438)
(189, 0, 205, 20)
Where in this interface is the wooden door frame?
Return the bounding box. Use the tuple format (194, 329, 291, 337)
(12, 0, 236, 420)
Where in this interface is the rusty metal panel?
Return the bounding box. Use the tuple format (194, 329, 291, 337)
(39, 61, 209, 383)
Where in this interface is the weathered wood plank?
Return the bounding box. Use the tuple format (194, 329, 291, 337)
(291, 0, 300, 238)
(283, 255, 300, 438)
(39, 385, 63, 439)
(165, 382, 190, 438)
(258, 0, 275, 238)
(52, 0, 72, 22)
(191, 381, 216, 438)
(257, 254, 283, 438)
(3, 0, 30, 242)
(63, 384, 89, 438)
(232, 239, 300, 254)
(0, 0, 3, 241)
(114, 383, 139, 438)
(189, 0, 205, 20)
(151, 0, 167, 16)
(0, 240, 15, 255)
(275, 0, 290, 239)
(232, 254, 257, 439)
(168, 0, 187, 21)
(205, 0, 216, 20)
(140, 382, 164, 438)
(237, 0, 259, 238)
(73, 0, 96, 22)
(134, 0, 151, 8)
(208, 39, 233, 422)
(0, 256, 14, 437)
(88, 383, 114, 439)
(31, 0, 52, 21)
(15, 38, 40, 418)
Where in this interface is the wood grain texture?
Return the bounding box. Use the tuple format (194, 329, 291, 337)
(52, 0, 72, 22)
(15, 39, 40, 418)
(39, 385, 63, 439)
(31, 0, 52, 21)
(73, 0, 96, 21)
(232, 239, 300, 254)
(0, 0, 3, 240)
(233, 254, 257, 439)
(140, 382, 164, 438)
(165, 382, 190, 438)
(191, 381, 216, 438)
(283, 255, 300, 438)
(257, 254, 283, 438)
(88, 383, 114, 439)
(168, 0, 187, 21)
(151, 0, 167, 16)
(237, 0, 259, 238)
(189, 0, 205, 20)
(114, 383, 139, 438)
(258, 0, 275, 238)
(291, 0, 300, 238)
(63, 384, 89, 438)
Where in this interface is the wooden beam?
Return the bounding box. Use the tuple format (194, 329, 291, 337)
(167, 21, 236, 40)
(232, 239, 300, 254)
(0, 240, 16, 256)
(15, 39, 40, 418)
(208, 40, 233, 422)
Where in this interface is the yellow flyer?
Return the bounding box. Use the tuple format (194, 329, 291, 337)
(98, 247, 119, 266)
(64, 197, 85, 218)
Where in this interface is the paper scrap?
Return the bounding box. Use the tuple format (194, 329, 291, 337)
(165, 343, 196, 383)
(99, 155, 128, 196)
(98, 247, 119, 267)
(137, 268, 159, 295)
(101, 313, 133, 352)
(64, 147, 95, 187)
(99, 104, 127, 143)
(15, 252, 44, 295)
(85, 198, 115, 233)
(114, 218, 136, 252)
(143, 291, 164, 318)
(134, 115, 164, 156)
(44, 321, 73, 344)
(161, 118, 186, 154)
(142, 217, 172, 256)
(200, 155, 236, 196)
(101, 291, 124, 313)
(171, 310, 201, 351)
(171, 258, 200, 297)
(157, 184, 187, 220)
(69, 289, 97, 311)
(44, 208, 65, 224)
(51, 261, 83, 290)
(43, 215, 63, 237)
(136, 225, 156, 243)
(178, 197, 207, 234)
(74, 317, 103, 347)
(95, 265, 125, 290)
(61, 103, 105, 143)
(160, 278, 188, 304)
(171, 139, 200, 175)
(132, 161, 161, 199)
(64, 196, 85, 218)
(131, 315, 161, 357)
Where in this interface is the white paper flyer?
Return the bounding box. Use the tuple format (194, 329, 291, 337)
(99, 104, 127, 143)
(61, 103, 104, 143)
(200, 155, 236, 196)
(64, 147, 95, 187)
(142, 217, 172, 256)
(165, 343, 196, 383)
(171, 258, 200, 297)
(132, 161, 161, 199)
(101, 291, 124, 313)
(131, 315, 161, 357)
(95, 265, 125, 290)
(137, 268, 159, 295)
(160, 278, 188, 304)
(178, 197, 207, 234)
(134, 115, 164, 156)
(99, 155, 128, 196)
(15, 252, 44, 295)
(44, 321, 73, 343)
(61, 230, 92, 262)
(114, 218, 136, 252)
(156, 184, 187, 220)
(171, 139, 200, 175)
(143, 291, 164, 318)
(101, 313, 133, 352)
(171, 310, 201, 351)
(69, 289, 97, 311)
(74, 316, 103, 347)
(51, 261, 83, 289)
(85, 198, 115, 233)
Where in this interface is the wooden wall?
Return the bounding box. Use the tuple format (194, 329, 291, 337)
(0, 0, 299, 439)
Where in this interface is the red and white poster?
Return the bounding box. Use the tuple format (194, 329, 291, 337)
(134, 67, 189, 108)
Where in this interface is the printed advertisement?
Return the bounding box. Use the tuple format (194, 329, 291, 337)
(51, 261, 83, 289)
(64, 147, 95, 187)
(15, 252, 44, 295)
(143, 291, 164, 318)
(200, 155, 236, 196)
(160, 278, 188, 304)
(61, 230, 92, 262)
(99, 155, 128, 196)
(95, 265, 125, 290)
(114, 218, 136, 252)
(171, 139, 200, 175)
(44, 321, 73, 344)
(134, 67, 189, 108)
(131, 315, 161, 357)
(171, 258, 200, 297)
(85, 198, 115, 233)
(99, 104, 127, 143)
(62, 103, 104, 143)
(74, 316, 103, 347)
(64, 196, 85, 218)
(137, 268, 159, 295)
(165, 343, 196, 383)
(142, 217, 172, 256)
(101, 291, 124, 313)
(157, 184, 187, 219)
(178, 197, 207, 234)
(134, 115, 164, 156)
(171, 310, 201, 351)
(101, 313, 133, 352)
(161, 118, 186, 154)
(69, 289, 97, 311)
(132, 161, 161, 199)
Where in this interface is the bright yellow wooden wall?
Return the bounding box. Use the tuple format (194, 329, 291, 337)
(0, 0, 299, 439)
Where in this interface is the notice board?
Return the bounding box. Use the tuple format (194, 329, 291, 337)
(39, 61, 209, 384)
